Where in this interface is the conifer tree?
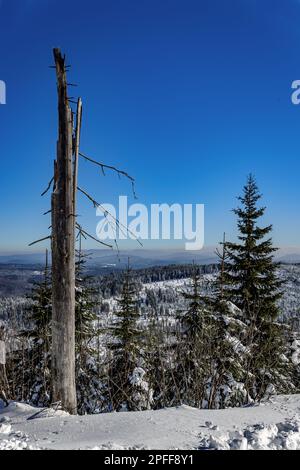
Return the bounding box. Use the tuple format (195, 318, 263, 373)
(17, 250, 52, 406)
(75, 241, 104, 414)
(75, 243, 98, 355)
(177, 265, 217, 407)
(144, 311, 173, 409)
(11, 244, 105, 413)
(27, 250, 52, 348)
(202, 238, 251, 408)
(180, 265, 214, 339)
(223, 175, 290, 398)
(214, 233, 231, 308)
(108, 263, 151, 411)
(224, 175, 282, 321)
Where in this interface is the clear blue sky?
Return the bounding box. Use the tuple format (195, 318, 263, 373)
(0, 0, 300, 252)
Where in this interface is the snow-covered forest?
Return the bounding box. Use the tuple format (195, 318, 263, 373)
(1, 263, 300, 449)
(1, 177, 300, 450)
(1, 0, 300, 450)
(1, 261, 300, 413)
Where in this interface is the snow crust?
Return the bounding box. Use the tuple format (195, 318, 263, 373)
(1, 394, 300, 450)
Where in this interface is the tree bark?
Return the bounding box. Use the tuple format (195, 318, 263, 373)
(73, 98, 82, 223)
(51, 48, 77, 414)
(0, 330, 9, 406)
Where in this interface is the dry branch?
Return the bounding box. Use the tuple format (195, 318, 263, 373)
(76, 223, 113, 249)
(41, 177, 54, 197)
(77, 186, 143, 247)
(28, 235, 51, 247)
(79, 151, 137, 198)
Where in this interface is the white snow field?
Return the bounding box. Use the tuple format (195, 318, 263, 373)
(0, 395, 300, 450)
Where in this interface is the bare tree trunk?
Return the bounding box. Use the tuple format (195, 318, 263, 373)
(73, 97, 82, 223)
(51, 48, 77, 414)
(0, 329, 9, 406)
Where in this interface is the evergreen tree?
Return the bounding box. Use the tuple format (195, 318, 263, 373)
(26, 251, 52, 348)
(223, 175, 282, 321)
(202, 238, 251, 408)
(75, 245, 104, 414)
(180, 265, 208, 337)
(10, 244, 105, 413)
(177, 265, 217, 407)
(75, 247, 98, 354)
(144, 310, 173, 409)
(16, 250, 52, 406)
(176, 263, 249, 409)
(214, 233, 231, 308)
(223, 175, 290, 399)
(246, 317, 293, 400)
(108, 264, 151, 411)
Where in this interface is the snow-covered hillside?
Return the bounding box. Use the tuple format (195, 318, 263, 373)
(98, 266, 300, 328)
(1, 264, 300, 328)
(1, 395, 300, 450)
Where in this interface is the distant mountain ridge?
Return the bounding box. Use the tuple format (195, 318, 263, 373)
(1, 246, 300, 268)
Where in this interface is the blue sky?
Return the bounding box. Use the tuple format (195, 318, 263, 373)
(0, 0, 300, 252)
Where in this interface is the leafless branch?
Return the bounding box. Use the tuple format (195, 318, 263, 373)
(28, 235, 52, 247)
(41, 177, 54, 197)
(76, 223, 113, 249)
(79, 151, 137, 199)
(76, 230, 87, 241)
(77, 186, 143, 247)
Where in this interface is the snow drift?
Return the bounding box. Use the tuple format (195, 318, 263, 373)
(1, 394, 300, 450)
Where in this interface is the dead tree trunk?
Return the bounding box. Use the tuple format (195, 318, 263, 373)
(73, 97, 82, 223)
(220, 232, 226, 300)
(215, 232, 227, 301)
(0, 328, 9, 406)
(51, 48, 77, 414)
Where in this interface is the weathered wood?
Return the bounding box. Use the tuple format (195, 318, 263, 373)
(220, 232, 226, 300)
(0, 340, 5, 365)
(73, 98, 82, 224)
(0, 329, 9, 406)
(51, 48, 77, 414)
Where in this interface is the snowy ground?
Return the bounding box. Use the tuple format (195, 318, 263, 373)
(1, 395, 300, 450)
